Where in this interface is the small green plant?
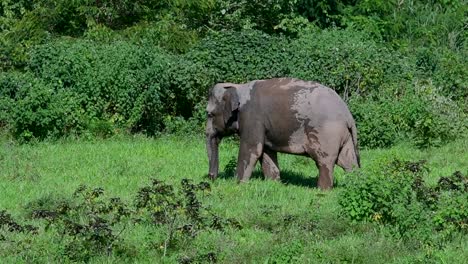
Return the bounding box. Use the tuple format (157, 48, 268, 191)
(432, 171, 468, 233)
(0, 210, 38, 240)
(88, 119, 115, 138)
(268, 239, 304, 264)
(32, 185, 131, 261)
(222, 156, 238, 178)
(135, 178, 241, 256)
(178, 251, 218, 264)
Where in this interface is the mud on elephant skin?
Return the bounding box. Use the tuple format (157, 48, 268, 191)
(205, 78, 360, 190)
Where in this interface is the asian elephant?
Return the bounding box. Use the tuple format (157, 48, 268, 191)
(205, 78, 360, 190)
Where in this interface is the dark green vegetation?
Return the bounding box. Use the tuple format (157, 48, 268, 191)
(0, 0, 467, 147)
(341, 160, 467, 240)
(1, 1, 467, 262)
(0, 136, 467, 263)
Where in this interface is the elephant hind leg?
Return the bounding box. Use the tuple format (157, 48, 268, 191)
(336, 135, 359, 172)
(316, 162, 335, 190)
(261, 148, 280, 180)
(307, 147, 338, 190)
(305, 123, 341, 190)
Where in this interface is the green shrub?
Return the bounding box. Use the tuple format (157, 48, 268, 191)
(27, 39, 173, 135)
(0, 72, 18, 128)
(349, 79, 466, 149)
(0, 72, 86, 141)
(339, 160, 427, 225)
(186, 28, 410, 97)
(349, 98, 399, 149)
(120, 20, 199, 54)
(432, 49, 468, 100)
(3, 39, 195, 139)
(12, 85, 85, 142)
(287, 28, 411, 97)
(185, 30, 290, 83)
(340, 159, 467, 242)
(433, 171, 468, 233)
(408, 46, 468, 101)
(167, 57, 218, 120)
(411, 81, 467, 148)
(25, 179, 239, 261)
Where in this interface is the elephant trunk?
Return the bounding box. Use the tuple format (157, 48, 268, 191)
(206, 134, 220, 180)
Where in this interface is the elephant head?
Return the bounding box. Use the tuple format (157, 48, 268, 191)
(205, 83, 241, 180)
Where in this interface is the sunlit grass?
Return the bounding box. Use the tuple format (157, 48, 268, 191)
(0, 135, 466, 263)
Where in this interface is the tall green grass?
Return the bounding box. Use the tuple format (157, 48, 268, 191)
(0, 135, 467, 263)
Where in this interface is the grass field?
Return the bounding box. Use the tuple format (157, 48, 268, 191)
(1, 135, 467, 263)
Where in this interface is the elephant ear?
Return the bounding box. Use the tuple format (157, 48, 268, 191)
(222, 86, 239, 122)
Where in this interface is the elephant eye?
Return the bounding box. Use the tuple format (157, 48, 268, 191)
(207, 112, 214, 118)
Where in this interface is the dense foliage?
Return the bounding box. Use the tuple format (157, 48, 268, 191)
(0, 0, 467, 146)
(340, 159, 467, 244)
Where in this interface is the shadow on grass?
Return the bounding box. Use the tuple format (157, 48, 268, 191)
(216, 168, 321, 189)
(280, 170, 318, 188)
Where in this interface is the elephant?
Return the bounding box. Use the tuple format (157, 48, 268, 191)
(205, 78, 360, 190)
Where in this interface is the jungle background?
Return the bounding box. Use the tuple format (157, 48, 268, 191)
(1, 0, 467, 146)
(0, 0, 467, 263)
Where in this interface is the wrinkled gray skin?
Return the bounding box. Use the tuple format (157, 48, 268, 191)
(205, 78, 360, 190)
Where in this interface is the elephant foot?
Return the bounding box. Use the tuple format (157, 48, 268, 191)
(261, 149, 280, 181)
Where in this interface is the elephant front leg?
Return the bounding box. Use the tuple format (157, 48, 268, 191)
(237, 142, 263, 182)
(261, 148, 280, 180)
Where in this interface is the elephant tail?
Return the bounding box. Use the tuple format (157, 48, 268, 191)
(349, 120, 361, 168)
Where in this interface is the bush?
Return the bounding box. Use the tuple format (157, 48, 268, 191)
(412, 89, 466, 148)
(339, 160, 426, 225)
(119, 20, 200, 54)
(167, 56, 218, 120)
(27, 39, 173, 136)
(349, 80, 467, 149)
(432, 48, 468, 100)
(287, 28, 411, 98)
(339, 159, 467, 243)
(186, 28, 410, 98)
(22, 179, 240, 261)
(409, 46, 468, 101)
(349, 98, 400, 149)
(0, 72, 20, 128)
(432, 171, 468, 233)
(186, 30, 290, 83)
(0, 72, 86, 141)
